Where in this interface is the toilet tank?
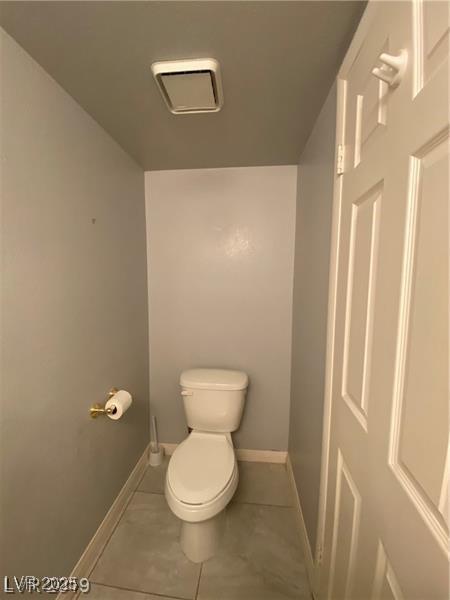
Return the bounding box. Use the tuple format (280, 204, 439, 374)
(180, 368, 248, 432)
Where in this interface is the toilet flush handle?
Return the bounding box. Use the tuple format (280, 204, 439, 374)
(181, 390, 193, 396)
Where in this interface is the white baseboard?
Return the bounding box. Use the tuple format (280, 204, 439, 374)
(160, 442, 287, 464)
(57, 444, 149, 600)
(286, 454, 317, 598)
(235, 448, 287, 463)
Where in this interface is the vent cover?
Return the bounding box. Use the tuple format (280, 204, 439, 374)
(151, 59, 224, 114)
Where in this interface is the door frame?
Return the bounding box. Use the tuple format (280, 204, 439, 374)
(314, 0, 379, 578)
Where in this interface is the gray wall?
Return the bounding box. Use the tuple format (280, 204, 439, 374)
(288, 83, 337, 554)
(146, 167, 296, 451)
(0, 30, 149, 577)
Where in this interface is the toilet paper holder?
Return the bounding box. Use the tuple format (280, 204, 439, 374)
(90, 387, 119, 418)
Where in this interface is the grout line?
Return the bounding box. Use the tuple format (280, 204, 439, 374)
(230, 500, 294, 509)
(194, 563, 203, 600)
(86, 490, 136, 579)
(136, 490, 293, 509)
(91, 581, 188, 600)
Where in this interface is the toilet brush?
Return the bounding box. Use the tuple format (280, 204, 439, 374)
(149, 415, 164, 466)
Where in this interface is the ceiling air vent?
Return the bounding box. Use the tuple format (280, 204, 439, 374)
(151, 58, 224, 114)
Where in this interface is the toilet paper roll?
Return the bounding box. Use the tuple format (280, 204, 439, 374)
(105, 390, 132, 420)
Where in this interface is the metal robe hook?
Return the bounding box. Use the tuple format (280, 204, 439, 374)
(372, 50, 408, 88)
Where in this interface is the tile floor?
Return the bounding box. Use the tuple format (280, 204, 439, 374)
(86, 458, 312, 600)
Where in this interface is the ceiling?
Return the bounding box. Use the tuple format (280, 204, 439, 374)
(0, 1, 365, 170)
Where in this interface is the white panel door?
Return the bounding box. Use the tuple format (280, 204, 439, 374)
(320, 1, 449, 598)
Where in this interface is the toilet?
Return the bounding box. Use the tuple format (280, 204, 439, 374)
(165, 368, 248, 563)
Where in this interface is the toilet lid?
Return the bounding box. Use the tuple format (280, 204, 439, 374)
(167, 432, 235, 504)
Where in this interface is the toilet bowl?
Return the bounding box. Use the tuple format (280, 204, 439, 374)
(164, 368, 248, 563)
(165, 431, 239, 562)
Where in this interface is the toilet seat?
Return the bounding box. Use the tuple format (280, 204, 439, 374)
(166, 464, 238, 523)
(167, 431, 235, 505)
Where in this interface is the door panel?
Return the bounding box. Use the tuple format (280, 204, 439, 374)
(371, 542, 404, 600)
(328, 451, 362, 600)
(414, 0, 449, 94)
(389, 129, 449, 552)
(342, 182, 381, 431)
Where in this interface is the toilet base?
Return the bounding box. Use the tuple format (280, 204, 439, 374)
(180, 510, 226, 563)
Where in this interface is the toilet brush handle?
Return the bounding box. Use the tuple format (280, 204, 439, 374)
(150, 415, 159, 451)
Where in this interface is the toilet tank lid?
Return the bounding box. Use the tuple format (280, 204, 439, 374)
(180, 368, 248, 391)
